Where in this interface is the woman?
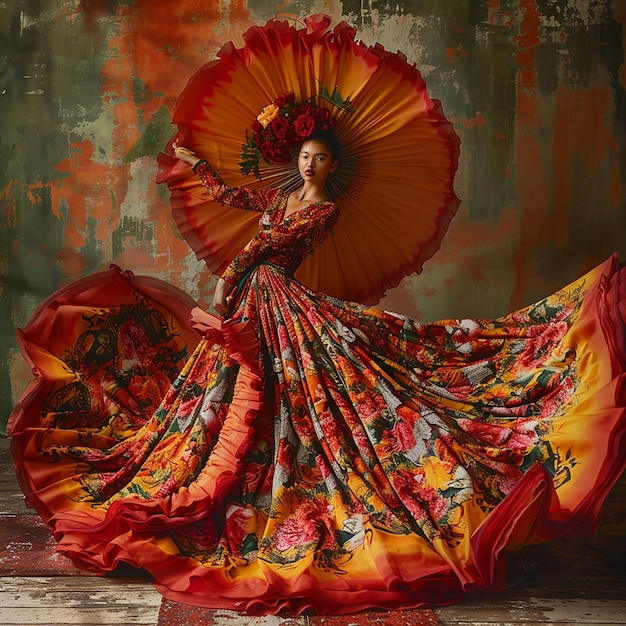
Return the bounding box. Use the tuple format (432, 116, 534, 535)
(9, 129, 626, 616)
(174, 132, 339, 318)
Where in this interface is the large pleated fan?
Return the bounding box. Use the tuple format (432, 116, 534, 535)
(157, 14, 461, 305)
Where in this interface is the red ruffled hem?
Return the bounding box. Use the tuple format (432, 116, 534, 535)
(8, 258, 626, 615)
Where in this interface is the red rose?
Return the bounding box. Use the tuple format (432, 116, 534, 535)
(261, 141, 290, 164)
(251, 119, 262, 132)
(390, 420, 417, 451)
(314, 107, 331, 123)
(242, 462, 266, 492)
(224, 506, 254, 553)
(271, 147, 291, 164)
(175, 519, 218, 551)
(288, 133, 303, 150)
(293, 114, 315, 138)
(274, 91, 294, 107)
(259, 140, 273, 160)
(292, 104, 314, 118)
(271, 116, 290, 139)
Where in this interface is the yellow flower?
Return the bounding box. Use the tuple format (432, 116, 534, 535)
(257, 103, 279, 128)
(423, 456, 454, 487)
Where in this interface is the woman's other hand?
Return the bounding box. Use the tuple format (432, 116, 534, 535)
(212, 277, 234, 318)
(174, 145, 202, 167)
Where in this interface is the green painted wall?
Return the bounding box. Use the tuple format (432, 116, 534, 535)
(2, 0, 625, 432)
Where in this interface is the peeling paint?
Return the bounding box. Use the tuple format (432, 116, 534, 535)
(613, 0, 626, 89)
(1, 1, 625, 430)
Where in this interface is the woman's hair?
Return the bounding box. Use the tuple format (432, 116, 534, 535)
(302, 129, 341, 162)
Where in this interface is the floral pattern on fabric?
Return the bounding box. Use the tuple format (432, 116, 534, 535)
(194, 161, 338, 286)
(9, 173, 626, 615)
(47, 302, 190, 437)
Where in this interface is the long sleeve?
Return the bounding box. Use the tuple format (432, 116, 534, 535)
(193, 160, 280, 212)
(220, 235, 271, 285)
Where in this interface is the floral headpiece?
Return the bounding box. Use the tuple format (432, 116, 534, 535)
(240, 84, 352, 179)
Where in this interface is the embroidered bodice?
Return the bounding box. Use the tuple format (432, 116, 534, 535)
(194, 161, 339, 285)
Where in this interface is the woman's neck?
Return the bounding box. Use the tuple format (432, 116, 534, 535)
(297, 181, 327, 203)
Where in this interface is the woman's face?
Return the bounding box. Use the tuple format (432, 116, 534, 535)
(298, 139, 338, 185)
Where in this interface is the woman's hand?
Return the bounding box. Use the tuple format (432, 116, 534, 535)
(212, 277, 234, 318)
(173, 144, 202, 167)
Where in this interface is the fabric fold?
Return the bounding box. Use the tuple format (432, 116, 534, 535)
(8, 257, 626, 615)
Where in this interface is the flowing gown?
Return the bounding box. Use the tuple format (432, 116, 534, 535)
(9, 162, 626, 616)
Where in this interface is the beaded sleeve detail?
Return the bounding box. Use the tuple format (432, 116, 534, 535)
(194, 160, 280, 212)
(192, 161, 339, 286)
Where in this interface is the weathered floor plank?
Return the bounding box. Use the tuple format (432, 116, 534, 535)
(435, 597, 626, 625)
(0, 438, 30, 516)
(0, 576, 162, 625)
(0, 514, 91, 576)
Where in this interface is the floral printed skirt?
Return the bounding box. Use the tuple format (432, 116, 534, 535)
(9, 257, 626, 615)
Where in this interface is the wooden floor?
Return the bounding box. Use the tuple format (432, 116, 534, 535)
(1, 435, 624, 626)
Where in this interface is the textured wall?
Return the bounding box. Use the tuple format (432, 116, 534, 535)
(1, 0, 625, 431)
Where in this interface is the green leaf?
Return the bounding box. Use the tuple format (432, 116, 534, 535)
(315, 81, 353, 112)
(241, 532, 259, 555)
(239, 131, 262, 178)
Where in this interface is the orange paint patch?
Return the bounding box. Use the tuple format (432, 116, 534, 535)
(508, 0, 624, 310)
(550, 85, 619, 243)
(459, 113, 486, 130)
(510, 0, 546, 308)
(47, 2, 254, 291)
(53, 141, 124, 268)
(445, 46, 468, 63)
(1, 181, 18, 230)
